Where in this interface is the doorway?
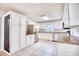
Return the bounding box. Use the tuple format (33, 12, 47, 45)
(4, 15, 10, 52)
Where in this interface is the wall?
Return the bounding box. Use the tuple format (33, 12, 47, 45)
(38, 21, 63, 41)
(38, 21, 63, 31)
(0, 16, 1, 49)
(0, 10, 5, 49)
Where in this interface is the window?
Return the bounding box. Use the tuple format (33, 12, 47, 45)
(47, 23, 53, 32)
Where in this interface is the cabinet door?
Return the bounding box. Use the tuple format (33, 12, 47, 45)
(20, 15, 26, 26)
(19, 25, 26, 48)
(26, 36, 31, 46)
(10, 25, 20, 53)
(11, 12, 20, 25)
(63, 4, 69, 27)
(57, 43, 79, 56)
(26, 35, 34, 46)
(19, 16, 26, 48)
(69, 4, 79, 25)
(31, 35, 34, 43)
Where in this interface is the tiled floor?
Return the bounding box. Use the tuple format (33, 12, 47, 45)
(12, 40, 58, 56)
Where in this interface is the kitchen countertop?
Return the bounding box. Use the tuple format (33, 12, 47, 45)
(38, 31, 67, 33)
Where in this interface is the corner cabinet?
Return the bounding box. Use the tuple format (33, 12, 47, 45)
(2, 11, 27, 53)
(63, 3, 79, 28)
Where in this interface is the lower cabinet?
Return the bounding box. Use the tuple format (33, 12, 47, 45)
(26, 35, 35, 46)
(57, 43, 79, 56)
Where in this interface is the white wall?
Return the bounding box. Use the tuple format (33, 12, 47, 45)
(39, 21, 62, 31)
(0, 10, 5, 49)
(54, 21, 62, 29)
(0, 17, 1, 49)
(38, 21, 63, 41)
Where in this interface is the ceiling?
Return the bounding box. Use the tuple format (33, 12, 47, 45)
(0, 3, 64, 22)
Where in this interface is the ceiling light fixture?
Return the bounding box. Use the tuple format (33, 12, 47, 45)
(41, 15, 49, 20)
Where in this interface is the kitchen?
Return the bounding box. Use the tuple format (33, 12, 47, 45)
(0, 3, 79, 56)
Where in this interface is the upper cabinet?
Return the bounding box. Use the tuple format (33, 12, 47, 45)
(69, 4, 79, 26)
(11, 12, 20, 26)
(63, 3, 79, 28)
(63, 4, 69, 28)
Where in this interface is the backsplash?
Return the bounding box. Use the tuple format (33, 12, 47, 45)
(70, 27, 79, 39)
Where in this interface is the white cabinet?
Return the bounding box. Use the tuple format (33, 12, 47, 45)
(19, 26, 26, 48)
(69, 4, 79, 26)
(57, 43, 79, 56)
(2, 11, 27, 53)
(10, 12, 20, 52)
(19, 15, 26, 48)
(11, 25, 20, 52)
(26, 35, 34, 46)
(63, 4, 69, 28)
(11, 12, 20, 25)
(20, 15, 26, 26)
(0, 17, 1, 49)
(63, 3, 79, 28)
